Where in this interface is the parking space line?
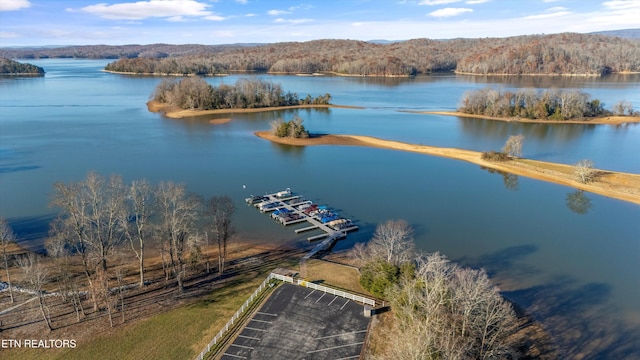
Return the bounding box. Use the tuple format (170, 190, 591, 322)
(307, 341, 365, 354)
(315, 329, 368, 340)
(250, 318, 272, 324)
(328, 295, 338, 306)
(315, 292, 326, 303)
(244, 326, 267, 332)
(304, 289, 316, 299)
(222, 352, 247, 359)
(256, 311, 278, 317)
(340, 299, 350, 310)
(238, 335, 261, 341)
(230, 344, 254, 350)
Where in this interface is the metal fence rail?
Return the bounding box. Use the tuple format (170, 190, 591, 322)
(297, 279, 376, 307)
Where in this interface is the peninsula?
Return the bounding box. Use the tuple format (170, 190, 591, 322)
(255, 131, 640, 205)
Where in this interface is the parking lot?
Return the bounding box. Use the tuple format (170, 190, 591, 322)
(220, 283, 371, 359)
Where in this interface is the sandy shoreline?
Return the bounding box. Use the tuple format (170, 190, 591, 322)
(255, 131, 640, 205)
(147, 100, 363, 119)
(416, 111, 640, 125)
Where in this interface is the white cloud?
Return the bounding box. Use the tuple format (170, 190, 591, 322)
(235, 0, 248, 3)
(204, 14, 226, 21)
(274, 18, 313, 24)
(602, 0, 640, 10)
(0, 31, 21, 38)
(77, 0, 212, 20)
(428, 7, 473, 17)
(0, 0, 31, 11)
(419, 0, 461, 5)
(466, 0, 489, 3)
(267, 9, 291, 16)
(524, 7, 571, 19)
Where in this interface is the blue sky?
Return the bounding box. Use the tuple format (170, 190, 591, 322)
(0, 0, 639, 46)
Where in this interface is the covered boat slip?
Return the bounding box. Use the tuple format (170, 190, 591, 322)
(245, 188, 359, 244)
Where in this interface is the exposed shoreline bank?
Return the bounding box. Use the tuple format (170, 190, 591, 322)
(414, 111, 640, 125)
(255, 131, 640, 205)
(147, 100, 363, 119)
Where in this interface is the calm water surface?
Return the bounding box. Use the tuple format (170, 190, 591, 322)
(1, 59, 639, 358)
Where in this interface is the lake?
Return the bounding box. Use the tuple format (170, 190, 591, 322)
(1, 59, 639, 358)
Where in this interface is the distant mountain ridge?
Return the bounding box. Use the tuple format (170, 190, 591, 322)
(590, 28, 640, 39)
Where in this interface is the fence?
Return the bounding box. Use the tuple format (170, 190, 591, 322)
(195, 274, 275, 360)
(297, 279, 376, 307)
(195, 272, 375, 360)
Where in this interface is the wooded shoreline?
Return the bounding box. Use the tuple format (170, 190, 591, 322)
(416, 111, 640, 125)
(255, 131, 640, 205)
(147, 100, 363, 119)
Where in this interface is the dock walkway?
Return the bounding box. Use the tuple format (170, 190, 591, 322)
(246, 189, 358, 259)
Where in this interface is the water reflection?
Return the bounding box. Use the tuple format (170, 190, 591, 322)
(506, 278, 640, 359)
(457, 117, 595, 142)
(269, 142, 306, 157)
(565, 190, 593, 215)
(480, 166, 519, 191)
(455, 73, 640, 89)
(462, 245, 640, 359)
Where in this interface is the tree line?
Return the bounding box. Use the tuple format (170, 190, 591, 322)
(0, 172, 235, 329)
(458, 87, 620, 120)
(152, 77, 331, 110)
(95, 33, 640, 76)
(352, 220, 522, 359)
(0, 58, 45, 75)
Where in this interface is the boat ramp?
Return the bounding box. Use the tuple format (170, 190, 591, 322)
(245, 188, 358, 258)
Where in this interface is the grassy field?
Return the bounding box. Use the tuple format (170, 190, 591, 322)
(302, 259, 368, 295)
(1, 269, 285, 360)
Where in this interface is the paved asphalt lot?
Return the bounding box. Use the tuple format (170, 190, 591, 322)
(220, 283, 371, 359)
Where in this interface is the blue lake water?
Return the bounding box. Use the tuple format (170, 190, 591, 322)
(1, 59, 639, 358)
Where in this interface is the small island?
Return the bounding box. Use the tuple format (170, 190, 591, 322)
(0, 58, 44, 76)
(418, 87, 640, 124)
(147, 77, 350, 118)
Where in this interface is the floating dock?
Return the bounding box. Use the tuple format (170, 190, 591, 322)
(246, 188, 358, 258)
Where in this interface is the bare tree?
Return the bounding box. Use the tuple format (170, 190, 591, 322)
(363, 219, 415, 266)
(50, 178, 98, 310)
(612, 100, 633, 116)
(205, 195, 236, 275)
(49, 172, 126, 311)
(0, 218, 16, 303)
(574, 159, 597, 183)
(385, 252, 518, 359)
(502, 134, 524, 158)
(156, 182, 200, 292)
(16, 252, 52, 331)
(122, 179, 154, 287)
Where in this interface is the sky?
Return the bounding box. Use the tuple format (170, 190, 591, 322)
(0, 0, 639, 46)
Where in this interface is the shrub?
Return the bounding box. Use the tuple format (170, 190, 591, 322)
(481, 151, 510, 161)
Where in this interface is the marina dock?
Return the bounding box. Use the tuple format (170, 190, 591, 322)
(246, 188, 358, 258)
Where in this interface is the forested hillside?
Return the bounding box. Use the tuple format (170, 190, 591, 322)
(104, 34, 640, 76)
(0, 58, 44, 75)
(2, 33, 639, 76)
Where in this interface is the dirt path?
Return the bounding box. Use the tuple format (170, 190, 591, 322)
(255, 132, 640, 205)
